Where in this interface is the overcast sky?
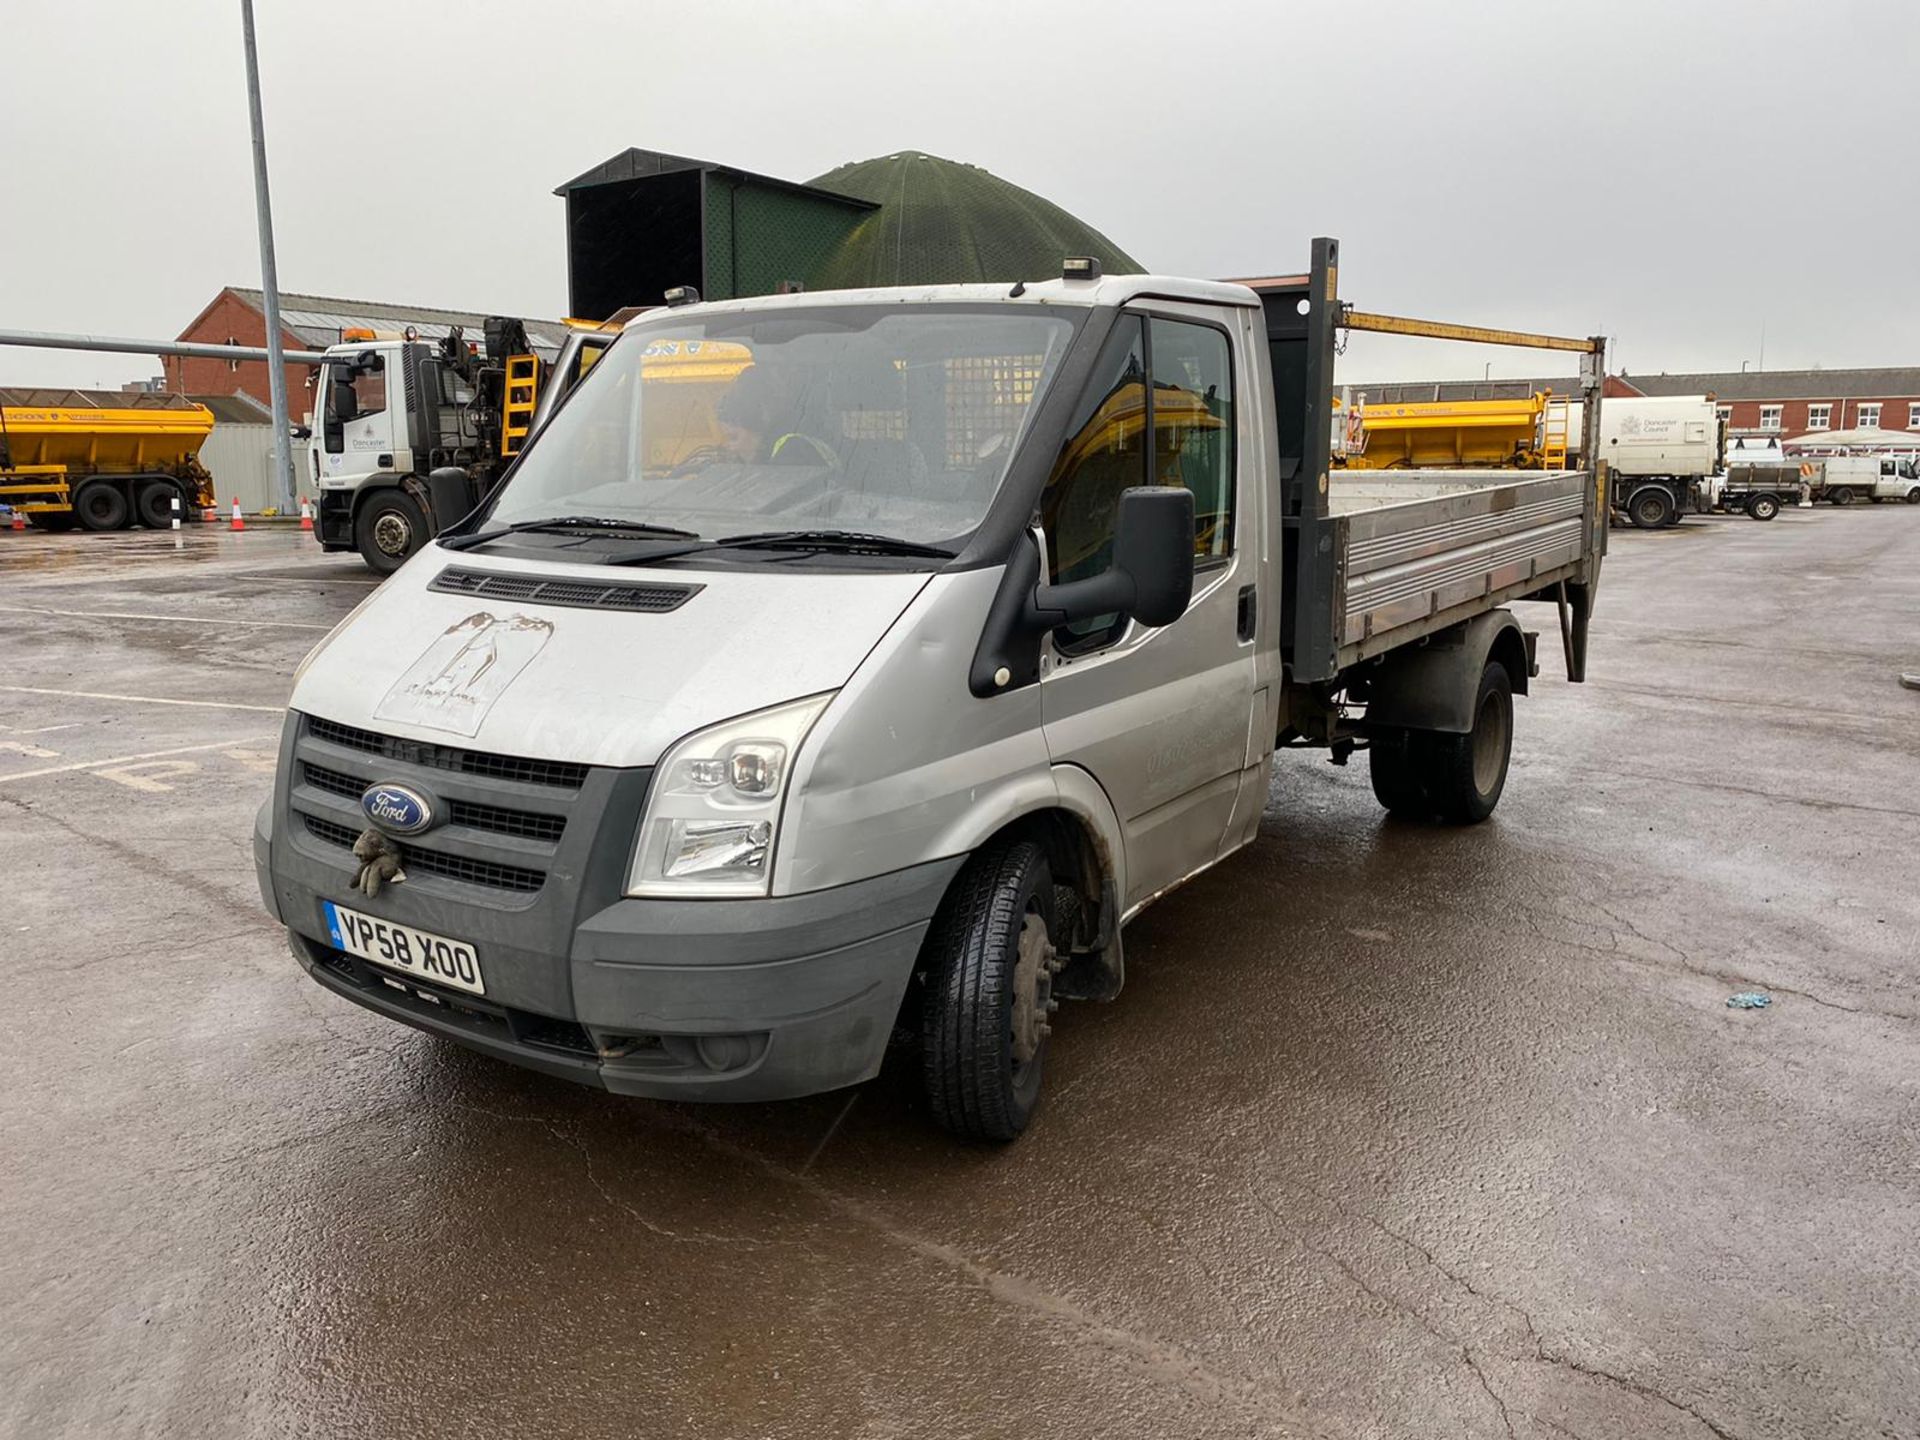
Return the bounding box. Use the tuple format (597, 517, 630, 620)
(4, 0, 1914, 391)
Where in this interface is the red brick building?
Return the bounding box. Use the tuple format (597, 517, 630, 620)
(164, 289, 568, 417)
(1615, 368, 1920, 442)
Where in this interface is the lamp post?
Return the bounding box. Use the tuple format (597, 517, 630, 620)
(241, 0, 295, 513)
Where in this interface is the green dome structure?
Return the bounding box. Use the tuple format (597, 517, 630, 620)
(804, 151, 1143, 290)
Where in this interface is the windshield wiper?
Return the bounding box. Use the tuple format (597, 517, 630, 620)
(440, 516, 701, 551)
(710, 529, 956, 558)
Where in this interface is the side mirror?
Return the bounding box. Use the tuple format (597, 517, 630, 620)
(331, 380, 358, 422)
(427, 467, 478, 532)
(290, 424, 312, 441)
(322, 416, 344, 454)
(1034, 487, 1195, 631)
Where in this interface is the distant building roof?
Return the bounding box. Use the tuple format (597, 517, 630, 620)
(0, 386, 204, 410)
(803, 151, 1143, 289)
(190, 392, 273, 424)
(222, 288, 572, 354)
(1351, 378, 1587, 404)
(1620, 367, 1920, 400)
(553, 147, 874, 211)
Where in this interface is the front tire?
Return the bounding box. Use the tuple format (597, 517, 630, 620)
(1628, 487, 1674, 530)
(74, 482, 130, 532)
(1747, 493, 1780, 522)
(1421, 661, 1514, 825)
(920, 839, 1058, 1142)
(1905, 488, 1920, 505)
(354, 491, 428, 574)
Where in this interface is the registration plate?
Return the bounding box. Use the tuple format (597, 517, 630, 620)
(321, 900, 486, 996)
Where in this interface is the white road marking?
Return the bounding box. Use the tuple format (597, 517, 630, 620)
(0, 740, 60, 759)
(0, 736, 277, 783)
(0, 686, 284, 713)
(93, 759, 203, 793)
(16, 605, 330, 631)
(0, 723, 81, 736)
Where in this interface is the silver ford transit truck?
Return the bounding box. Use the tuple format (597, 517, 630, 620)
(256, 239, 1606, 1140)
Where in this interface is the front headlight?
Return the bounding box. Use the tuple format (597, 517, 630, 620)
(626, 692, 834, 897)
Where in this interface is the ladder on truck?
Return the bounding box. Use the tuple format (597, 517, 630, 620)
(500, 355, 541, 458)
(1539, 393, 1571, 470)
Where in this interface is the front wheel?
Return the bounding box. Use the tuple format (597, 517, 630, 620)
(353, 490, 428, 574)
(920, 839, 1059, 1142)
(1747, 493, 1780, 522)
(1905, 488, 1920, 505)
(74, 482, 130, 532)
(1421, 661, 1514, 825)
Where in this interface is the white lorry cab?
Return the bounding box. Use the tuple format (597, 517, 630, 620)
(257, 241, 1608, 1140)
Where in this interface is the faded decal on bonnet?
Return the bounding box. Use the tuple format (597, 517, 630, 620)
(373, 611, 554, 737)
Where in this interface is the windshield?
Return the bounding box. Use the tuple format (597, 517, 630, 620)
(484, 305, 1078, 548)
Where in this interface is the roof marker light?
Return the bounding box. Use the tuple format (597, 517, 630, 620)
(1062, 257, 1101, 281)
(664, 286, 701, 307)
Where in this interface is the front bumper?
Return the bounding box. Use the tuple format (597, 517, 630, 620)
(270, 832, 961, 1102)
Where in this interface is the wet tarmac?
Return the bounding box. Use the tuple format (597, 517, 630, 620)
(3, 512, 1917, 1438)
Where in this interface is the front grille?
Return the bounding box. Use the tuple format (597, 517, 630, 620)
(430, 566, 701, 614)
(301, 761, 567, 843)
(303, 814, 547, 894)
(447, 798, 565, 842)
(307, 716, 587, 790)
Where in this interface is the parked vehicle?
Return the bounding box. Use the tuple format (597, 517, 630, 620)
(308, 318, 617, 572)
(1817, 453, 1920, 506)
(0, 388, 216, 531)
(256, 239, 1606, 1140)
(1584, 396, 1723, 529)
(1334, 391, 1571, 471)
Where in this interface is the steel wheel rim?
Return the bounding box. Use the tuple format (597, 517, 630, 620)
(372, 510, 413, 556)
(1008, 909, 1053, 1097)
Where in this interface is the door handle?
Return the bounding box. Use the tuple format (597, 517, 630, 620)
(1236, 585, 1257, 641)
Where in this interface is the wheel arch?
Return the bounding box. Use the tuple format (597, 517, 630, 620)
(1363, 610, 1530, 735)
(925, 771, 1129, 1001)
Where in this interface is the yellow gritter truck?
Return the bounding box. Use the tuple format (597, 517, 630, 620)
(0, 388, 217, 531)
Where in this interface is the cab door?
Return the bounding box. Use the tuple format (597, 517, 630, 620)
(320, 351, 396, 482)
(1039, 307, 1260, 911)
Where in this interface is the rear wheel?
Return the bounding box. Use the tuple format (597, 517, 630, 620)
(134, 480, 181, 529)
(353, 491, 428, 574)
(1628, 487, 1674, 530)
(1829, 486, 1854, 506)
(1747, 493, 1780, 522)
(920, 839, 1058, 1142)
(1420, 661, 1514, 825)
(1368, 727, 1429, 817)
(74, 482, 130, 532)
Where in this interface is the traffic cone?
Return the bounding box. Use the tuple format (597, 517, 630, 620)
(299, 498, 315, 532)
(9, 510, 24, 532)
(202, 504, 218, 524)
(229, 498, 246, 532)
